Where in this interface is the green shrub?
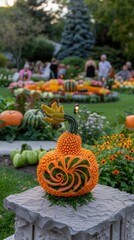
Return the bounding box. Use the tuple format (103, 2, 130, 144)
(23, 35, 55, 62)
(0, 53, 7, 67)
(62, 56, 85, 79)
(62, 56, 84, 68)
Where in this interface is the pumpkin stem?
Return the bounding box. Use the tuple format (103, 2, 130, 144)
(64, 114, 78, 134)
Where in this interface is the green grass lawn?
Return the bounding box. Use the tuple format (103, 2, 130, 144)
(0, 87, 134, 121)
(0, 165, 38, 240)
(63, 93, 134, 121)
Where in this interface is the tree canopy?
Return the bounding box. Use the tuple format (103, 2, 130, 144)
(85, 0, 134, 61)
(0, 5, 43, 69)
(58, 0, 95, 59)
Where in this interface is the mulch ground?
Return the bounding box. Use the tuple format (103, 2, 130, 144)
(0, 155, 37, 176)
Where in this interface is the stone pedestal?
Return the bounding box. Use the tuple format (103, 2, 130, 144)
(4, 185, 134, 240)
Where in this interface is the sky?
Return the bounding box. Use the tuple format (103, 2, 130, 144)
(0, 0, 15, 6)
(0, 0, 58, 10)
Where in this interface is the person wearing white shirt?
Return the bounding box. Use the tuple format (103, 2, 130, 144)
(98, 55, 112, 84)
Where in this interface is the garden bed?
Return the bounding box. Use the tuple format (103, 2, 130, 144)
(0, 155, 37, 175)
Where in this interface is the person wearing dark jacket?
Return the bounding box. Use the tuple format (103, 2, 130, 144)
(50, 58, 58, 79)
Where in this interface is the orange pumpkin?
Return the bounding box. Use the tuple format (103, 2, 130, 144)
(37, 102, 98, 197)
(125, 115, 134, 129)
(0, 110, 23, 128)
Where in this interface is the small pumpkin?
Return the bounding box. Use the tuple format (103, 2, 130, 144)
(0, 110, 23, 128)
(23, 109, 44, 128)
(64, 80, 77, 92)
(125, 115, 134, 129)
(37, 102, 98, 197)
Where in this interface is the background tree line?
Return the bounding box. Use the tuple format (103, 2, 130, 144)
(0, 0, 133, 69)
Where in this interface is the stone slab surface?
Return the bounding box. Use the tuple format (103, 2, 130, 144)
(4, 184, 134, 237)
(0, 141, 56, 155)
(4, 235, 15, 240)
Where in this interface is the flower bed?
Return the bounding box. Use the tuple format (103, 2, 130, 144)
(8, 79, 119, 103)
(87, 133, 134, 194)
(112, 79, 134, 94)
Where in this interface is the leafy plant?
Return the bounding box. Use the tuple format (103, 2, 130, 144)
(0, 97, 15, 113)
(0, 121, 63, 143)
(45, 192, 95, 210)
(77, 108, 107, 144)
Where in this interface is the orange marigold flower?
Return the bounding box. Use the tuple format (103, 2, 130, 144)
(112, 169, 120, 175)
(100, 159, 106, 165)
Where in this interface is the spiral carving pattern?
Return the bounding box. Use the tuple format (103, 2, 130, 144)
(41, 155, 91, 196)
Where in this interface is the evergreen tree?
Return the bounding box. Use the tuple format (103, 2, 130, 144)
(58, 0, 95, 60)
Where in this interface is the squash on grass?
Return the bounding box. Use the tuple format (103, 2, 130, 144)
(37, 102, 98, 197)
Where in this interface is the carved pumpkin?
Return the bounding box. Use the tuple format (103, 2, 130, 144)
(0, 110, 23, 128)
(125, 115, 134, 129)
(37, 102, 98, 197)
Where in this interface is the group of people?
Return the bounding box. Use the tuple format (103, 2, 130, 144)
(19, 59, 66, 81)
(18, 55, 133, 85)
(85, 55, 133, 85)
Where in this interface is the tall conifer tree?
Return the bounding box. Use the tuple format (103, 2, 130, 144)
(58, 0, 95, 59)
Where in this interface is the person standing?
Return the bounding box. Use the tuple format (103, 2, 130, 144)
(85, 57, 97, 78)
(19, 63, 32, 81)
(98, 54, 112, 84)
(50, 58, 58, 79)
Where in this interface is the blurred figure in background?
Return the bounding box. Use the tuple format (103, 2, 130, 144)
(42, 62, 51, 79)
(126, 61, 132, 71)
(98, 54, 112, 85)
(35, 60, 44, 74)
(116, 65, 131, 81)
(58, 63, 66, 78)
(19, 63, 32, 81)
(50, 58, 58, 79)
(85, 57, 97, 79)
